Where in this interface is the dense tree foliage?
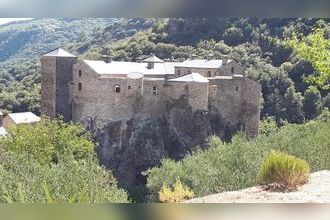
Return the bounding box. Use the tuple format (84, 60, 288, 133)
(0, 118, 128, 203)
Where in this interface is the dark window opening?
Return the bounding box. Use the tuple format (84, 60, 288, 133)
(78, 70, 82, 77)
(177, 70, 181, 75)
(78, 82, 82, 91)
(231, 67, 235, 74)
(115, 85, 121, 93)
(207, 71, 211, 77)
(153, 86, 158, 95)
(235, 86, 239, 91)
(187, 70, 191, 74)
(128, 85, 131, 89)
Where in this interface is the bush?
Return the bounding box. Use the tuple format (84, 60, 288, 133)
(0, 118, 129, 203)
(258, 151, 310, 190)
(0, 117, 94, 165)
(147, 120, 329, 198)
(0, 151, 128, 203)
(158, 179, 194, 203)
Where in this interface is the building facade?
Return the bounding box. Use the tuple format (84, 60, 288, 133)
(40, 48, 262, 137)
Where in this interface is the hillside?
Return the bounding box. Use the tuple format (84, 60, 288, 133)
(0, 18, 154, 114)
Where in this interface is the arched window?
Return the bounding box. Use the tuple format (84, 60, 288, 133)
(231, 67, 235, 74)
(153, 86, 158, 95)
(78, 82, 82, 91)
(78, 70, 82, 77)
(114, 85, 121, 93)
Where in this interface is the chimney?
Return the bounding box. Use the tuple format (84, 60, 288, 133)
(207, 54, 214, 60)
(222, 55, 228, 65)
(102, 55, 112, 63)
(147, 62, 154, 69)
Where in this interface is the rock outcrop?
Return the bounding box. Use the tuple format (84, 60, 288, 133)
(85, 96, 243, 187)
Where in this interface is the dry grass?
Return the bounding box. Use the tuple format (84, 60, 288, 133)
(259, 151, 310, 191)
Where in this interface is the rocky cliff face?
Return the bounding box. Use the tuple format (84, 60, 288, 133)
(84, 95, 242, 187)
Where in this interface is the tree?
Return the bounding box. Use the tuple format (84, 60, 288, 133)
(286, 28, 330, 89)
(283, 86, 305, 124)
(303, 86, 323, 120)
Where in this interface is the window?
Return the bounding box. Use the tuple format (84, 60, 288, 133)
(78, 70, 82, 77)
(128, 85, 131, 89)
(207, 71, 211, 77)
(187, 70, 191, 74)
(114, 85, 121, 93)
(153, 86, 158, 95)
(231, 67, 235, 74)
(177, 70, 181, 75)
(78, 82, 82, 91)
(235, 86, 239, 92)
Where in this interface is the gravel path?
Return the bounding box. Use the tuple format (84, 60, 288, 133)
(186, 170, 330, 203)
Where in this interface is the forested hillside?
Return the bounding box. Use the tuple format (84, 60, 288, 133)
(0, 18, 155, 114)
(0, 18, 329, 123)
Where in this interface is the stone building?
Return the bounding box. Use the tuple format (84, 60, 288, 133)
(41, 48, 261, 138)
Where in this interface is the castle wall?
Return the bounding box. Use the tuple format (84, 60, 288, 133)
(165, 81, 209, 111)
(240, 78, 262, 137)
(221, 61, 244, 76)
(174, 67, 219, 78)
(40, 57, 57, 118)
(208, 77, 244, 123)
(55, 57, 77, 121)
(72, 61, 141, 123)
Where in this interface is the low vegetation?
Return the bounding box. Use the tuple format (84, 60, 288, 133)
(258, 151, 310, 190)
(0, 118, 128, 203)
(158, 179, 195, 203)
(146, 117, 330, 200)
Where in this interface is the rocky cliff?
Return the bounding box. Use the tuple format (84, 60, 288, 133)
(84, 95, 242, 187)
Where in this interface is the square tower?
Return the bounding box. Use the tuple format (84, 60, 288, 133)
(40, 48, 77, 122)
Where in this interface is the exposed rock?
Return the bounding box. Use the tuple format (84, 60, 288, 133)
(85, 95, 242, 187)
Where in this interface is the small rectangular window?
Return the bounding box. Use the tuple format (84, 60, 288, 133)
(207, 71, 211, 77)
(153, 86, 158, 95)
(187, 70, 191, 74)
(128, 86, 131, 89)
(78, 82, 82, 91)
(177, 70, 181, 75)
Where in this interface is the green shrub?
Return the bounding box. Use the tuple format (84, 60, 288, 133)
(258, 151, 310, 190)
(0, 151, 128, 203)
(0, 118, 129, 203)
(147, 120, 330, 198)
(158, 179, 194, 203)
(0, 117, 94, 165)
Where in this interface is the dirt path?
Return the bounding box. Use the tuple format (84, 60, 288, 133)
(187, 170, 330, 203)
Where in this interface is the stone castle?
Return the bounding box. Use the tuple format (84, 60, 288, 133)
(40, 48, 261, 138)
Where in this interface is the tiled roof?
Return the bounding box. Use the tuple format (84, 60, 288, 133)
(168, 73, 209, 83)
(7, 112, 41, 125)
(84, 60, 179, 76)
(175, 59, 232, 68)
(43, 48, 76, 57)
(142, 55, 164, 63)
(0, 127, 6, 136)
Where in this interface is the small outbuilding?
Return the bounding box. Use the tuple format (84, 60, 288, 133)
(2, 112, 41, 129)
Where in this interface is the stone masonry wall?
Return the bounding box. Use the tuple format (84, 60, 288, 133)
(40, 57, 57, 118)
